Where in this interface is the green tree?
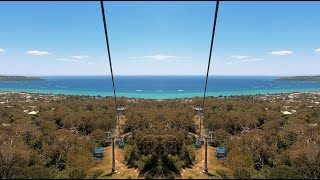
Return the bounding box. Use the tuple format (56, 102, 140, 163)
(268, 165, 303, 179)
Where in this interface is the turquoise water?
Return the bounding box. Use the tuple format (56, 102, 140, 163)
(0, 76, 320, 99)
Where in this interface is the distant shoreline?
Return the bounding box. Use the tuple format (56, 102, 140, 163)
(1, 89, 320, 100)
(0, 75, 44, 82)
(275, 75, 320, 81)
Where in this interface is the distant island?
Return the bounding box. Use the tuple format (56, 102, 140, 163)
(276, 75, 320, 81)
(0, 75, 43, 82)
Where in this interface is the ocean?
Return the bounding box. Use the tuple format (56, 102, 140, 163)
(1, 76, 320, 99)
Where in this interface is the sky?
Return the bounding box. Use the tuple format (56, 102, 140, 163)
(0, 1, 320, 76)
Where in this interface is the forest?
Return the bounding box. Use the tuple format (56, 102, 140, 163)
(0, 91, 320, 179)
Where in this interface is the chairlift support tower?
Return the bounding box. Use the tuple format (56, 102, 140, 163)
(195, 107, 203, 137)
(204, 131, 216, 173)
(117, 107, 126, 138)
(204, 137, 208, 173)
(105, 131, 116, 173)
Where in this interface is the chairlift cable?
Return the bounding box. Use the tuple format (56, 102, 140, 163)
(202, 3, 220, 172)
(100, 1, 118, 109)
(100, 2, 119, 173)
(202, 1, 220, 109)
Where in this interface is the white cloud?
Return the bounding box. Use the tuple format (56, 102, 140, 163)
(226, 58, 264, 65)
(240, 58, 264, 62)
(271, 50, 293, 55)
(26, 50, 49, 56)
(56, 58, 96, 65)
(72, 55, 89, 59)
(231, 55, 248, 59)
(131, 54, 187, 62)
(0, 48, 5, 53)
(56, 58, 84, 63)
(315, 48, 320, 52)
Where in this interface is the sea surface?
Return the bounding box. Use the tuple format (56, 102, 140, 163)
(1, 76, 320, 99)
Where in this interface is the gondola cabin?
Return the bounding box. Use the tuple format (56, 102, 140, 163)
(117, 107, 126, 116)
(195, 107, 203, 116)
(194, 141, 201, 149)
(118, 141, 125, 149)
(94, 147, 104, 160)
(216, 147, 226, 160)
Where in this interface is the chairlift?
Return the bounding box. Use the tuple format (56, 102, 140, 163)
(105, 131, 115, 143)
(216, 147, 226, 160)
(206, 131, 216, 143)
(94, 147, 104, 160)
(195, 141, 202, 149)
(118, 141, 125, 149)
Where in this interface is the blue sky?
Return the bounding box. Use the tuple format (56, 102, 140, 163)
(0, 1, 320, 76)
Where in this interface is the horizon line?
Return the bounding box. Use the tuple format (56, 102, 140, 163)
(2, 74, 319, 77)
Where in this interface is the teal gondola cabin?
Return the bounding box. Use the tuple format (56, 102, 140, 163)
(194, 141, 201, 149)
(118, 141, 125, 149)
(94, 147, 104, 159)
(216, 147, 226, 160)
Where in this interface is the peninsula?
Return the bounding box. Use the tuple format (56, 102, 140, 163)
(276, 75, 320, 81)
(0, 75, 43, 82)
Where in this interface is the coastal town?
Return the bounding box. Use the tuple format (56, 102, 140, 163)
(1, 90, 320, 121)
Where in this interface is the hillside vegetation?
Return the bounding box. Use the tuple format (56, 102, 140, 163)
(0, 91, 320, 179)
